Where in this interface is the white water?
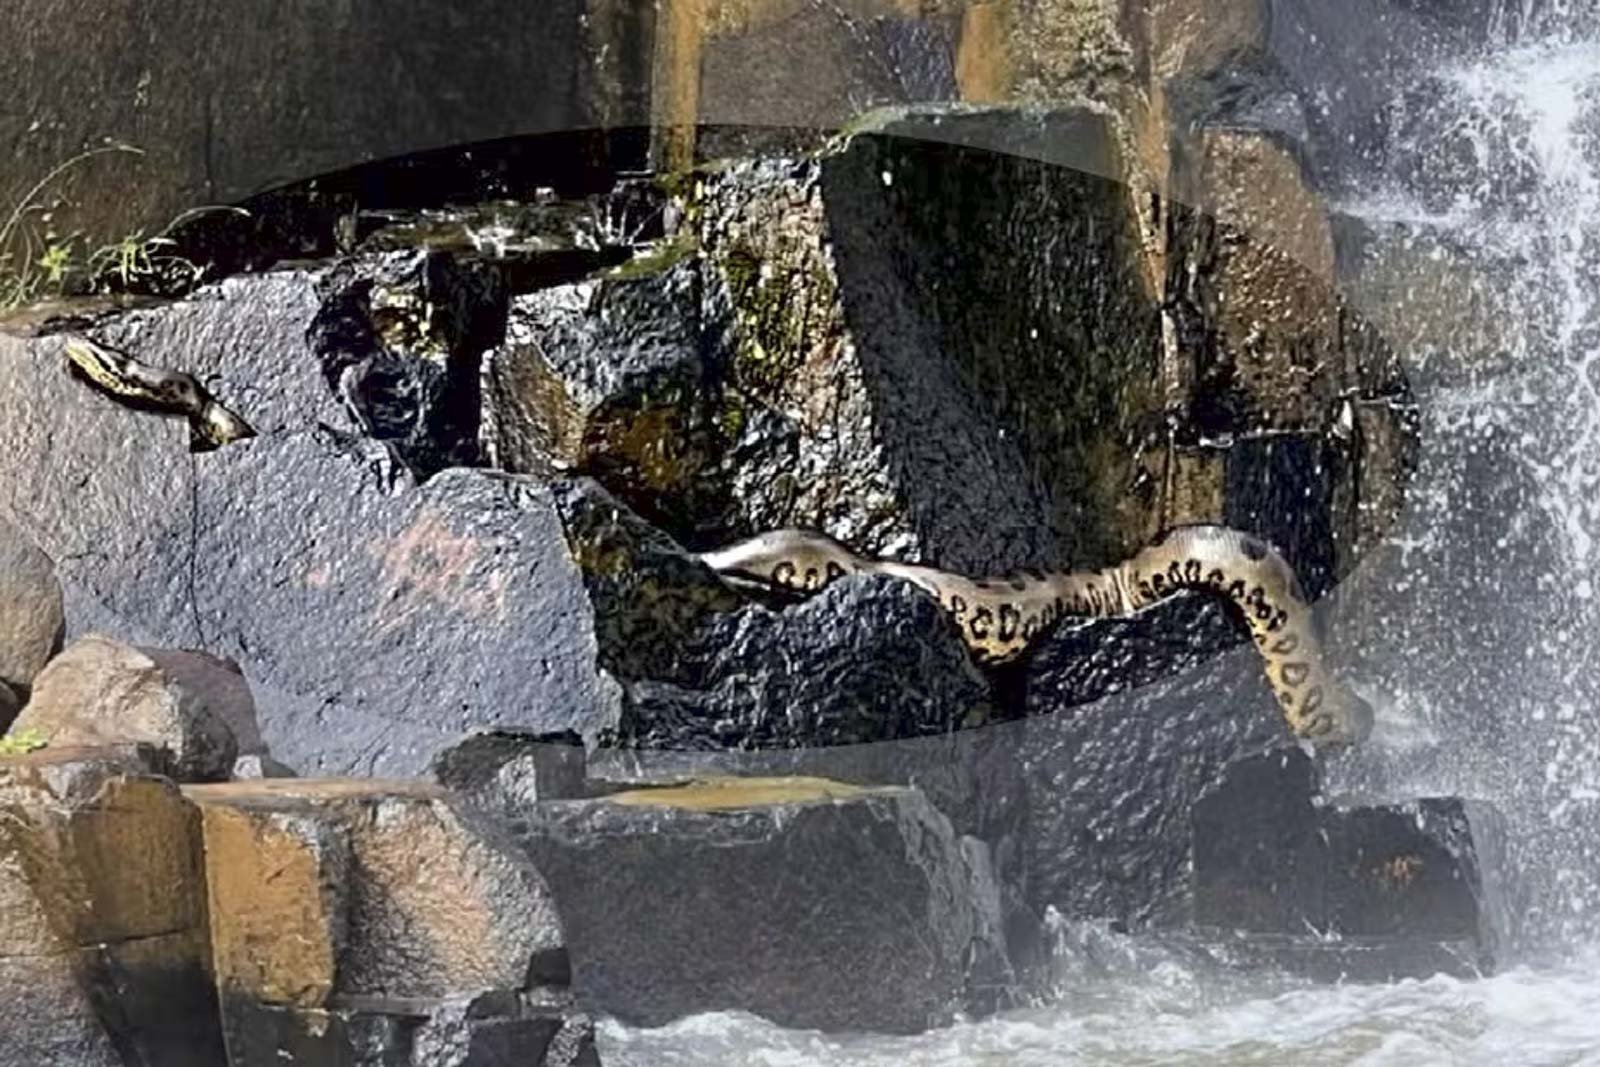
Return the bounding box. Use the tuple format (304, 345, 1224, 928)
(599, 947, 1600, 1066)
(1329, 34, 1600, 949)
(602, 28, 1600, 1065)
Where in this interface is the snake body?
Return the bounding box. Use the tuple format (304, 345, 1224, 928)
(699, 525, 1372, 745)
(63, 336, 254, 450)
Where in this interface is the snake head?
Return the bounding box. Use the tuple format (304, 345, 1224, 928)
(192, 401, 257, 451)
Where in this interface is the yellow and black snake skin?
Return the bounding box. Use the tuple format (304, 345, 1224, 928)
(700, 525, 1373, 745)
(63, 336, 254, 450)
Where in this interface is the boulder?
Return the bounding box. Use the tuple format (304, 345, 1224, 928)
(556, 478, 997, 750)
(480, 257, 722, 531)
(0, 748, 222, 1066)
(691, 108, 1164, 574)
(432, 731, 590, 809)
(0, 326, 618, 775)
(82, 269, 356, 439)
(11, 633, 245, 781)
(1000, 592, 1297, 929)
(1190, 747, 1511, 979)
(0, 515, 64, 700)
(186, 777, 588, 1065)
(514, 775, 1013, 1034)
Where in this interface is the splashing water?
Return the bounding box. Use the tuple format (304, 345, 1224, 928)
(598, 942, 1600, 1066)
(598, 29, 1600, 1066)
(1332, 33, 1600, 951)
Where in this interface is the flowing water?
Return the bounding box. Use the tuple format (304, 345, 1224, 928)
(600, 24, 1600, 1065)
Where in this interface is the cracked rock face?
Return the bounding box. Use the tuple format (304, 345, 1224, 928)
(188, 776, 592, 1066)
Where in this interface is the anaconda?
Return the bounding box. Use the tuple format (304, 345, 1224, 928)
(62, 335, 255, 450)
(699, 525, 1373, 746)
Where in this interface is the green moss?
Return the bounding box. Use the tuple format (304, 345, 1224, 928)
(603, 230, 699, 281)
(0, 729, 48, 756)
(718, 238, 838, 394)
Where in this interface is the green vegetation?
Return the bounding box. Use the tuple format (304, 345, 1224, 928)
(0, 729, 48, 756)
(0, 144, 245, 313)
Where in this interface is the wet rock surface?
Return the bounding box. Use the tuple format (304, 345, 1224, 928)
(513, 776, 1011, 1034)
(0, 327, 617, 775)
(555, 478, 997, 751)
(1002, 593, 1295, 930)
(0, 20, 1490, 1057)
(1191, 747, 1511, 980)
(480, 258, 720, 530)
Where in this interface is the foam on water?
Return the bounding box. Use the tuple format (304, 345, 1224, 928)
(598, 942, 1600, 1066)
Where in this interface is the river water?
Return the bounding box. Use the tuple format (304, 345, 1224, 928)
(600, 26, 1600, 1067)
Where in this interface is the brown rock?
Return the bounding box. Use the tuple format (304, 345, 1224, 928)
(12, 633, 246, 782)
(187, 778, 568, 1008)
(0, 749, 221, 1065)
(0, 514, 64, 698)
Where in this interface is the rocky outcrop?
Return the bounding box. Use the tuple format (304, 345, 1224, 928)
(479, 258, 719, 531)
(0, 514, 64, 704)
(0, 749, 223, 1066)
(514, 775, 1012, 1034)
(188, 777, 593, 1066)
(0, 324, 618, 775)
(11, 634, 250, 781)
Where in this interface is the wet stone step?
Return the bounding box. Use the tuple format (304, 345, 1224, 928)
(1189, 747, 1510, 980)
(510, 775, 1015, 1035)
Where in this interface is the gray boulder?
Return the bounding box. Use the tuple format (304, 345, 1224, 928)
(514, 776, 1013, 1034)
(1001, 592, 1296, 930)
(182, 432, 618, 775)
(1191, 746, 1512, 980)
(0, 328, 619, 775)
(0, 515, 64, 701)
(555, 478, 997, 750)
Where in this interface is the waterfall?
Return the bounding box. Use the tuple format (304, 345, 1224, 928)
(1333, 30, 1600, 950)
